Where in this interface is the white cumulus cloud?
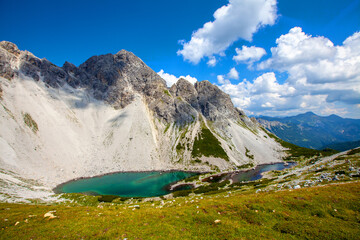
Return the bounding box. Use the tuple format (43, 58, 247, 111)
(228, 67, 239, 80)
(219, 72, 328, 116)
(207, 56, 217, 67)
(218, 28, 360, 118)
(233, 46, 266, 64)
(177, 0, 278, 64)
(216, 67, 239, 85)
(257, 27, 360, 105)
(157, 69, 197, 87)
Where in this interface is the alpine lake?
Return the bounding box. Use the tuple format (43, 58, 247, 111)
(54, 162, 295, 198)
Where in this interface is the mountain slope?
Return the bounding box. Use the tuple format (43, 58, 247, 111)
(0, 41, 285, 202)
(257, 112, 360, 149)
(1, 182, 359, 239)
(321, 140, 360, 152)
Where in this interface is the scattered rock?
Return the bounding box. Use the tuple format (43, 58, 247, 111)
(44, 211, 57, 219)
(214, 219, 221, 224)
(294, 185, 301, 189)
(128, 205, 140, 209)
(14, 221, 19, 226)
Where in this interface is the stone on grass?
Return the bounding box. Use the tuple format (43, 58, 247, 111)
(44, 211, 57, 219)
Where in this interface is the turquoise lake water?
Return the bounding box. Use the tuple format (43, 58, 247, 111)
(229, 162, 297, 182)
(54, 171, 198, 197)
(55, 162, 296, 197)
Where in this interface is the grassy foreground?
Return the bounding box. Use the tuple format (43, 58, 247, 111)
(1, 182, 359, 239)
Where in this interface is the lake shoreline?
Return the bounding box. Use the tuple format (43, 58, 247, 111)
(53, 162, 297, 196)
(53, 170, 205, 195)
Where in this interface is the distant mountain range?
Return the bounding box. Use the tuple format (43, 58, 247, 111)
(256, 112, 360, 150)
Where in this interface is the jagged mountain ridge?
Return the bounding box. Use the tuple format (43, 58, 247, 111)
(0, 41, 284, 202)
(257, 112, 360, 150)
(2, 41, 243, 125)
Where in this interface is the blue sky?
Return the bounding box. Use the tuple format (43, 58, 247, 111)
(1, 0, 360, 118)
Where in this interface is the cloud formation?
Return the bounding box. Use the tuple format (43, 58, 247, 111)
(219, 28, 360, 117)
(177, 0, 278, 65)
(219, 72, 296, 111)
(233, 46, 266, 64)
(258, 27, 360, 83)
(207, 56, 217, 67)
(227, 67, 239, 80)
(157, 70, 197, 87)
(258, 27, 360, 104)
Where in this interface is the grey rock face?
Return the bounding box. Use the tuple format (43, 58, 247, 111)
(0, 41, 20, 56)
(195, 80, 241, 121)
(170, 78, 199, 109)
(19, 52, 41, 81)
(75, 50, 177, 121)
(0, 41, 246, 126)
(0, 54, 16, 80)
(62, 61, 82, 87)
(0, 41, 18, 80)
(19, 52, 67, 87)
(41, 59, 68, 88)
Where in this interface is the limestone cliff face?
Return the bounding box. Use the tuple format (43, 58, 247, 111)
(0, 42, 19, 80)
(2, 42, 244, 126)
(0, 41, 285, 195)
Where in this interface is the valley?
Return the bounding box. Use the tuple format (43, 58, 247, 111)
(0, 41, 359, 239)
(0, 41, 284, 203)
(0, 148, 359, 239)
(257, 113, 360, 150)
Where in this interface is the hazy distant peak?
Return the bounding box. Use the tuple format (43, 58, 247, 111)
(303, 111, 316, 116)
(257, 112, 360, 150)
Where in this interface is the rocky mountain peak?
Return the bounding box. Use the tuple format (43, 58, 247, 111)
(114, 49, 144, 65)
(76, 51, 167, 109)
(0, 41, 21, 56)
(0, 41, 246, 125)
(170, 78, 197, 104)
(195, 80, 241, 121)
(0, 41, 286, 191)
(0, 41, 21, 80)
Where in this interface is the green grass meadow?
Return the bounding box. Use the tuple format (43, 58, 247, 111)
(1, 182, 359, 239)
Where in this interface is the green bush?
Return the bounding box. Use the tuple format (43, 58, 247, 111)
(184, 174, 201, 182)
(193, 180, 230, 194)
(265, 130, 338, 160)
(23, 112, 38, 133)
(176, 142, 185, 152)
(245, 148, 254, 159)
(164, 124, 171, 133)
(238, 163, 255, 169)
(163, 89, 171, 97)
(192, 126, 229, 161)
(348, 148, 360, 155)
(98, 195, 120, 203)
(172, 189, 192, 197)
